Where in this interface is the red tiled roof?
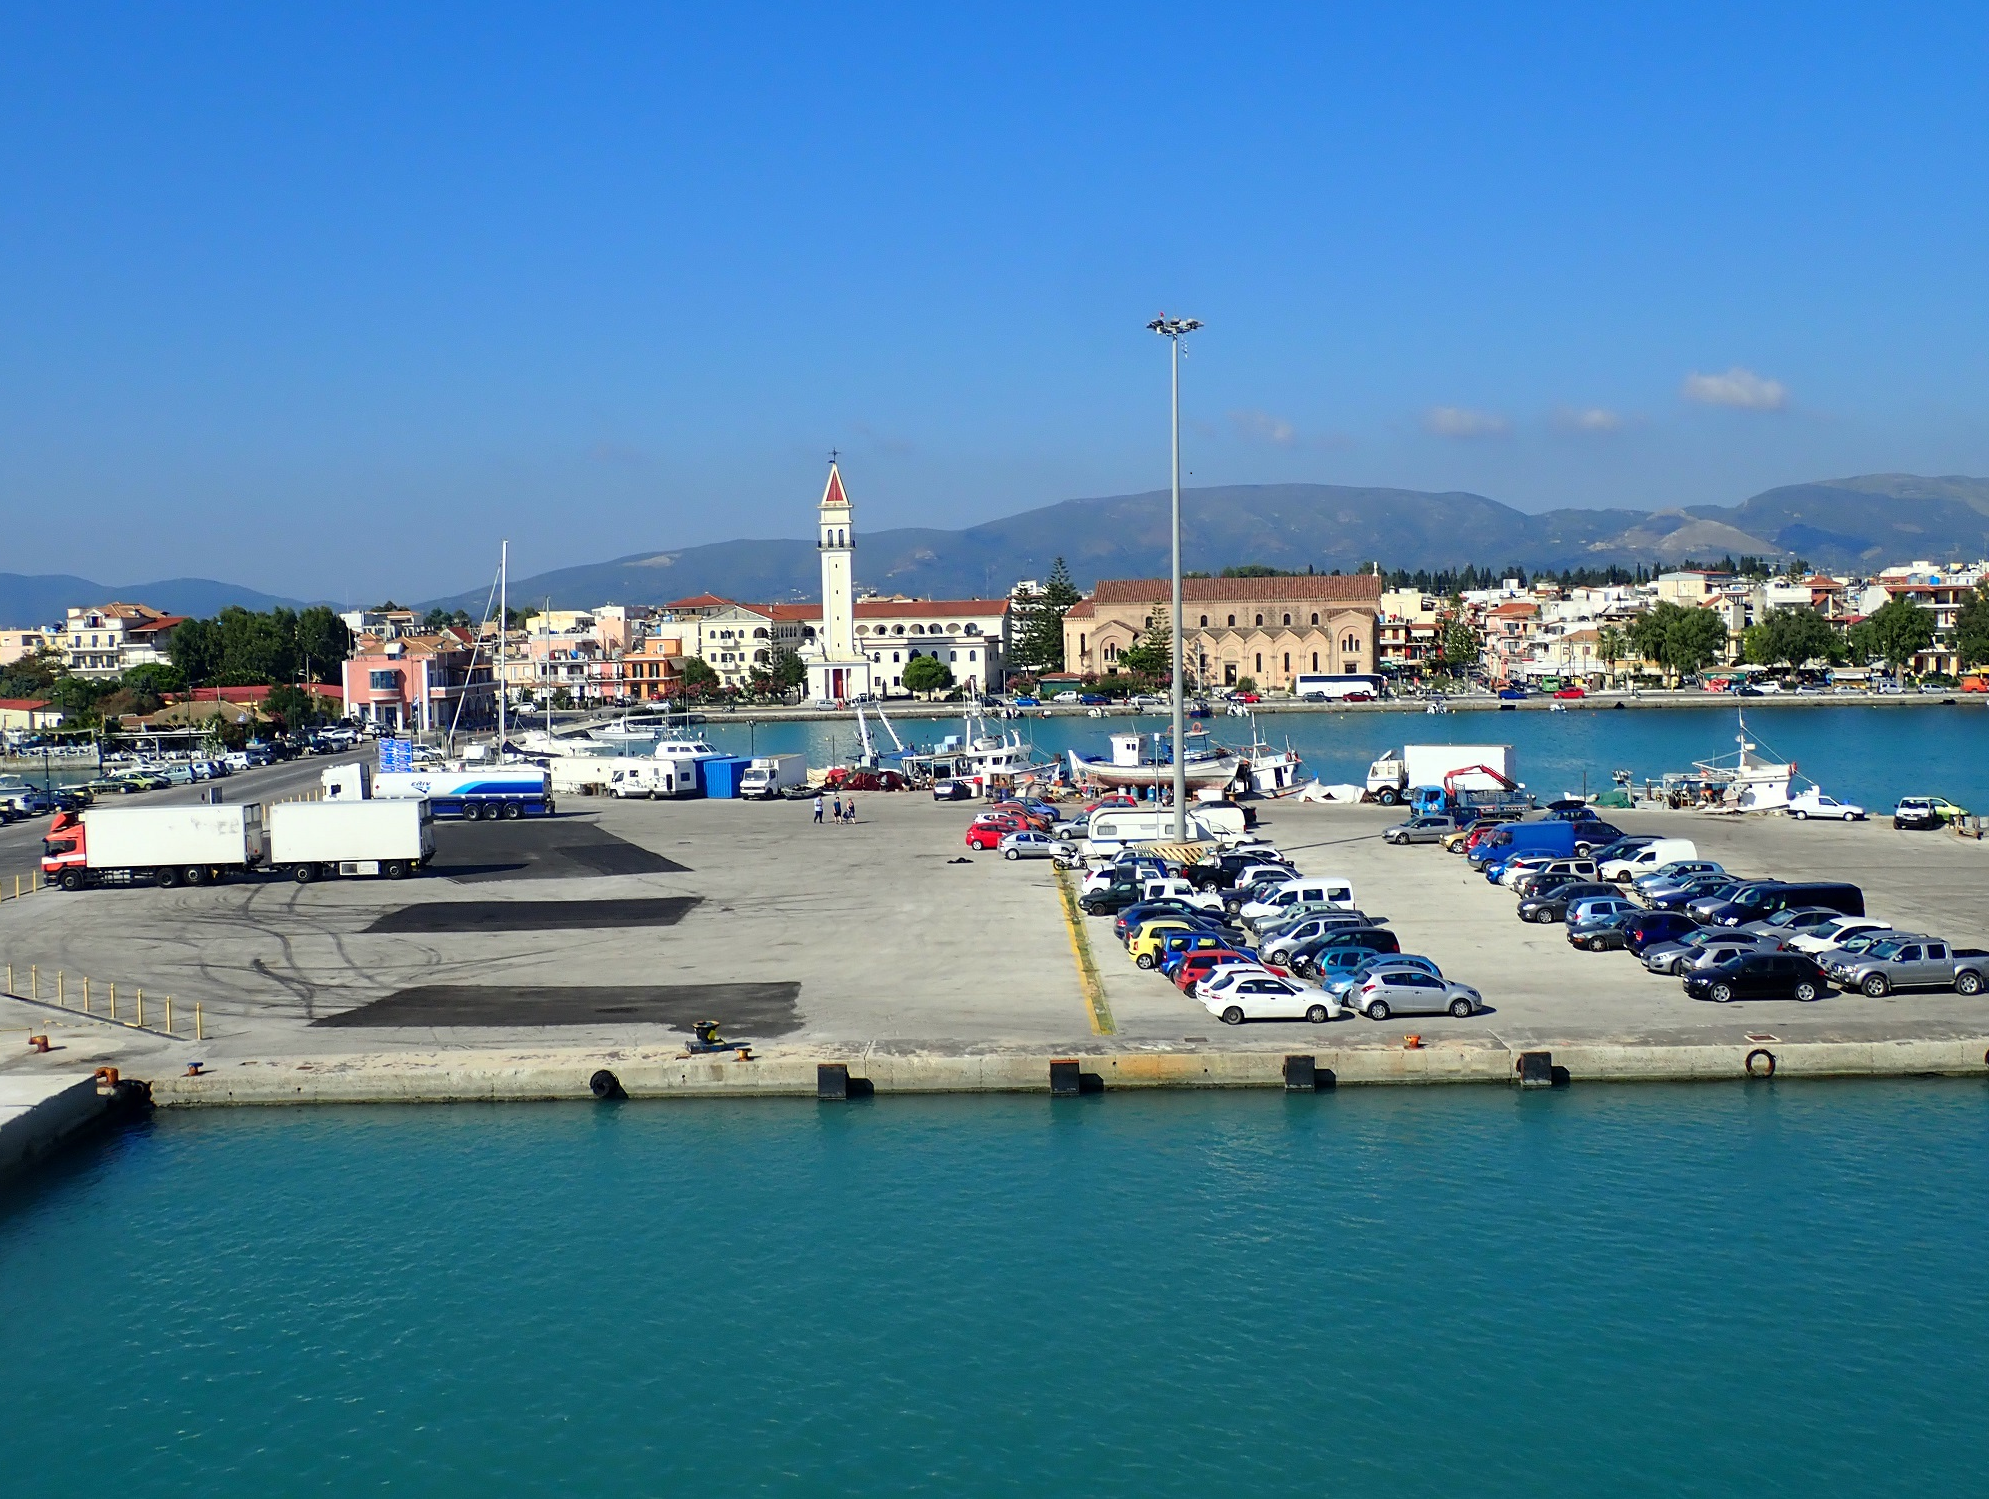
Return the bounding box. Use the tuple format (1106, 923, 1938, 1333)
(0, 697, 52, 710)
(1063, 601, 1096, 619)
(125, 615, 187, 637)
(665, 593, 745, 610)
(1089, 576, 1383, 604)
(761, 600, 1009, 620)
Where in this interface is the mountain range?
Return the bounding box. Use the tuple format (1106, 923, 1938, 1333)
(4, 473, 1987, 627)
(420, 472, 1989, 611)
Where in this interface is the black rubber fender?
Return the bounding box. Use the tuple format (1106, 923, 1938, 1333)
(1744, 1047, 1776, 1079)
(589, 1069, 627, 1101)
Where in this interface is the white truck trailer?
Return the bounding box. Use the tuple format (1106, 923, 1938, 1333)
(268, 801, 435, 883)
(1365, 744, 1517, 806)
(739, 754, 807, 799)
(41, 804, 267, 891)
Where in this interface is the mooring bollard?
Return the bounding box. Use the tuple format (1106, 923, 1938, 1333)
(57, 971, 63, 1006)
(1049, 1059, 1081, 1097)
(817, 1062, 850, 1100)
(82, 974, 90, 1014)
(108, 981, 116, 1020)
(30, 965, 37, 1000)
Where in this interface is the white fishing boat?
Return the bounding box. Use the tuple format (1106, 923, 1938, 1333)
(1067, 728, 1244, 790)
(1238, 716, 1305, 796)
(1680, 712, 1796, 812)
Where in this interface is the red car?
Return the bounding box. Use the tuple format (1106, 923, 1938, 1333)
(1553, 686, 1586, 700)
(1229, 692, 1262, 704)
(965, 824, 1010, 850)
(1085, 795, 1138, 812)
(1174, 950, 1253, 991)
(988, 803, 1052, 830)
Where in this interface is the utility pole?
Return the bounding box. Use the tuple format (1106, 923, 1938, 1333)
(1147, 315, 1202, 840)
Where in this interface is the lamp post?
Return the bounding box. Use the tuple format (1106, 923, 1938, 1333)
(1147, 315, 1201, 839)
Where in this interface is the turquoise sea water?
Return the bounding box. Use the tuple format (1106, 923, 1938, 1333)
(6, 1083, 1988, 1495)
(689, 702, 1988, 813)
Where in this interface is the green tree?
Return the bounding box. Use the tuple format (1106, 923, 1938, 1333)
(1431, 596, 1479, 677)
(1595, 624, 1627, 685)
(1954, 585, 1989, 669)
(265, 684, 331, 729)
(1011, 557, 1083, 673)
(1741, 606, 1838, 669)
(169, 616, 224, 686)
(902, 654, 955, 698)
(0, 650, 59, 701)
(121, 662, 188, 697)
(295, 606, 353, 681)
(1114, 611, 1172, 680)
(678, 657, 720, 696)
(1865, 597, 1935, 673)
(1627, 602, 1729, 683)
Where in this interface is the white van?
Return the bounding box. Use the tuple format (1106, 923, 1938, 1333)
(1238, 877, 1358, 928)
(1084, 808, 1216, 855)
(1600, 838, 1698, 883)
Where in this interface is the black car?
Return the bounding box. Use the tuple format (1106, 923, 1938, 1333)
(1112, 899, 1224, 941)
(1567, 912, 1639, 951)
(1080, 882, 1150, 916)
(1623, 911, 1704, 954)
(1184, 850, 1294, 891)
(1516, 881, 1615, 924)
(1683, 951, 1830, 1004)
(1647, 874, 1743, 912)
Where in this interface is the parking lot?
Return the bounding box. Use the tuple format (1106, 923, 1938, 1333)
(3, 779, 1988, 1081)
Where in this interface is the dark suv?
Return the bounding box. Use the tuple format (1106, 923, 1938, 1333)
(1683, 951, 1831, 1004)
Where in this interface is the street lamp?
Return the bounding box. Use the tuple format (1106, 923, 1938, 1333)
(1147, 315, 1202, 838)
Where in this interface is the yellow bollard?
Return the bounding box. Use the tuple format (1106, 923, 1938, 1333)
(30, 965, 37, 1000)
(82, 974, 90, 1014)
(30, 870, 37, 894)
(165, 995, 173, 1034)
(108, 981, 116, 1020)
(136, 989, 144, 1027)
(11, 875, 17, 899)
(195, 1000, 204, 1041)
(6, 962, 12, 994)
(57, 971, 64, 1007)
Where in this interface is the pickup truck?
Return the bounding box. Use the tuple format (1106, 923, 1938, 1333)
(1825, 938, 1989, 997)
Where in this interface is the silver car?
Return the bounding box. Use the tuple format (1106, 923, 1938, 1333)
(1321, 953, 1441, 999)
(1353, 969, 1484, 1021)
(1639, 929, 1773, 976)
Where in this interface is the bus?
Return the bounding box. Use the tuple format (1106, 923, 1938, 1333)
(1293, 673, 1386, 702)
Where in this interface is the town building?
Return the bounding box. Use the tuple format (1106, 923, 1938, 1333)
(338, 607, 420, 640)
(622, 635, 683, 703)
(341, 629, 496, 734)
(62, 604, 185, 678)
(803, 463, 877, 703)
(1061, 575, 1383, 691)
(0, 698, 62, 733)
(0, 628, 57, 667)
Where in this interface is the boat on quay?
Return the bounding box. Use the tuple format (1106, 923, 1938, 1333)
(1634, 712, 1796, 812)
(1067, 727, 1245, 791)
(1237, 716, 1305, 796)
(899, 711, 1054, 791)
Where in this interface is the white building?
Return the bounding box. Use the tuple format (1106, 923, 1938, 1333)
(63, 603, 185, 679)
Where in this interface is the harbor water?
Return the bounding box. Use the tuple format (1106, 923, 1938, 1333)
(6, 1082, 1987, 1494)
(684, 701, 1989, 813)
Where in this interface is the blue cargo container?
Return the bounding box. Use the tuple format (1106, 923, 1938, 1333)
(695, 756, 756, 799)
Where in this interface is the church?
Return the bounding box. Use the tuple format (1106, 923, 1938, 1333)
(798, 462, 1012, 703)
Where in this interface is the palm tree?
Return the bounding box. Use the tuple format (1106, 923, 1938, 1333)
(1596, 625, 1626, 688)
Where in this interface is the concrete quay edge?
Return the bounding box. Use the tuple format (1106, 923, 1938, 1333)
(141, 1034, 1989, 1106)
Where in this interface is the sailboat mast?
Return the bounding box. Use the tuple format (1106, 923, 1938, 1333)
(497, 540, 508, 750)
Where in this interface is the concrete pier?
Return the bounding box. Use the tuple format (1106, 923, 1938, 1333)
(0, 1073, 120, 1178)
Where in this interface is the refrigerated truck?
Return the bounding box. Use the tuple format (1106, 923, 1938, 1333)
(739, 754, 807, 799)
(332, 766, 554, 820)
(268, 800, 435, 883)
(42, 804, 267, 891)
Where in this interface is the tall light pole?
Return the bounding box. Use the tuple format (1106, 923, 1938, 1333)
(1147, 315, 1201, 839)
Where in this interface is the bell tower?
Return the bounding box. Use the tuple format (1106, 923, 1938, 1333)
(818, 461, 856, 661)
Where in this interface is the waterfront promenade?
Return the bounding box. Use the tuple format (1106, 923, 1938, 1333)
(2, 757, 1986, 1105)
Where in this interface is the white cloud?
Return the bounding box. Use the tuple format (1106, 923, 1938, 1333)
(1228, 408, 1296, 446)
(1422, 405, 1510, 439)
(1680, 366, 1788, 411)
(1552, 406, 1624, 432)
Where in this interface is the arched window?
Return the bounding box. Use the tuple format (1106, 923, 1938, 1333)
(965, 623, 980, 635)
(1254, 653, 1263, 672)
(908, 648, 921, 658)
(1255, 614, 1264, 626)
(1227, 614, 1236, 627)
(893, 625, 905, 635)
(1283, 653, 1290, 673)
(909, 624, 923, 635)
(1199, 615, 1208, 627)
(1283, 613, 1291, 626)
(892, 652, 901, 662)
(1310, 612, 1320, 625)
(753, 627, 768, 638)
(1311, 652, 1319, 670)
(855, 624, 867, 635)
(1341, 633, 1360, 653)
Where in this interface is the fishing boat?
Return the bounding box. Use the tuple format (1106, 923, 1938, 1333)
(1067, 728, 1244, 790)
(1643, 712, 1795, 812)
(1238, 716, 1305, 796)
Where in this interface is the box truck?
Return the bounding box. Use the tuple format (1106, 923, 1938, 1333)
(739, 754, 807, 799)
(1365, 744, 1521, 807)
(42, 804, 267, 890)
(332, 765, 553, 820)
(268, 800, 435, 883)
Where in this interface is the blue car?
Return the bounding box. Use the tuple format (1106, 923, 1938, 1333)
(1498, 687, 1529, 700)
(1012, 695, 1040, 707)
(1079, 693, 1109, 706)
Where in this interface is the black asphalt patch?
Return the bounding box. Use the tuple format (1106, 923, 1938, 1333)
(426, 818, 689, 882)
(364, 896, 700, 934)
(312, 982, 802, 1032)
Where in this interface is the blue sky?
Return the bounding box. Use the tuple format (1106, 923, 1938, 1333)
(3, 5, 1986, 602)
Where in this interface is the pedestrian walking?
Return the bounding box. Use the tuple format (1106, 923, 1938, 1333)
(831, 794, 844, 822)
(842, 796, 856, 824)
(812, 793, 824, 824)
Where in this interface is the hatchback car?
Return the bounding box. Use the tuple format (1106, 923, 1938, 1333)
(1516, 882, 1614, 924)
(1640, 929, 1777, 976)
(1894, 795, 1967, 830)
(1683, 951, 1831, 1003)
(997, 830, 1070, 862)
(1566, 895, 1640, 928)
(1197, 967, 1337, 1025)
(931, 779, 973, 801)
(1787, 790, 1865, 821)
(1320, 953, 1442, 1000)
(1353, 969, 1485, 1020)
(1384, 815, 1459, 845)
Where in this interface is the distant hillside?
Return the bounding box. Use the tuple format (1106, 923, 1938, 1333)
(418, 473, 1989, 612)
(0, 574, 309, 628)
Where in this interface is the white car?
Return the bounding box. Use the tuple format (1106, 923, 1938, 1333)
(997, 830, 1073, 862)
(1788, 789, 1866, 821)
(1235, 877, 1357, 927)
(1050, 691, 1080, 704)
(1785, 915, 1894, 954)
(1197, 966, 1341, 1025)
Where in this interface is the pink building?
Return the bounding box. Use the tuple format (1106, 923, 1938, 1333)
(342, 630, 496, 733)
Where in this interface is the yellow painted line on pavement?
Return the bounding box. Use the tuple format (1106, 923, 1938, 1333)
(1054, 867, 1116, 1036)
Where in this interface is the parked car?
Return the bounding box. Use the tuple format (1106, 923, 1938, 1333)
(1175, 950, 1262, 992)
(997, 831, 1071, 861)
(1197, 967, 1338, 1025)
(1286, 928, 1402, 977)
(1515, 881, 1615, 922)
(1736, 905, 1856, 944)
(1690, 880, 1865, 927)
(1510, 859, 1602, 897)
(1353, 969, 1485, 1020)
(1565, 894, 1641, 929)
(1646, 873, 1745, 912)
(1787, 789, 1865, 821)
(931, 779, 973, 801)
(1567, 912, 1641, 951)
(1683, 951, 1832, 1004)
(1497, 687, 1528, 701)
(1619, 910, 1705, 955)
(1640, 929, 1779, 976)
(1383, 814, 1460, 845)
(1631, 860, 1724, 894)
(1894, 795, 1968, 830)
(1825, 937, 1989, 997)
(1158, 931, 1255, 978)
(1784, 915, 1895, 955)
(1553, 686, 1586, 700)
(1258, 912, 1381, 964)
(1078, 693, 1109, 706)
(1319, 953, 1443, 999)
(963, 824, 1008, 851)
